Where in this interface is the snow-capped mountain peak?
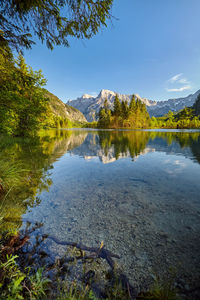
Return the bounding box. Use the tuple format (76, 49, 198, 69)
(82, 94, 95, 99)
(68, 89, 200, 121)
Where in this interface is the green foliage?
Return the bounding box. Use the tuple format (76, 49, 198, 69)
(98, 95, 150, 129)
(0, 46, 49, 136)
(83, 121, 98, 128)
(0, 160, 25, 192)
(151, 106, 200, 129)
(28, 268, 51, 299)
(50, 116, 73, 129)
(97, 94, 200, 130)
(138, 276, 180, 300)
(0, 45, 76, 135)
(57, 282, 96, 300)
(0, 254, 25, 299)
(0, 0, 113, 51)
(0, 254, 50, 300)
(121, 100, 129, 119)
(113, 95, 122, 117)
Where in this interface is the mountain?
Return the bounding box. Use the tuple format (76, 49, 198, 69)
(193, 94, 200, 116)
(67, 89, 200, 121)
(45, 90, 87, 123)
(149, 90, 200, 117)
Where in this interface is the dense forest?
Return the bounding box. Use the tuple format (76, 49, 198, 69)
(97, 94, 200, 129)
(98, 95, 151, 128)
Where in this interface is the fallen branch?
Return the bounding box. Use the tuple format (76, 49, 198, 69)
(46, 235, 137, 299)
(46, 235, 119, 269)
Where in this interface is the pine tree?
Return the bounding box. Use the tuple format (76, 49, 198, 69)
(0, 0, 113, 51)
(103, 98, 109, 113)
(121, 100, 129, 119)
(129, 95, 136, 113)
(113, 95, 121, 117)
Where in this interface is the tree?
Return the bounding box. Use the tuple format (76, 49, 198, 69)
(113, 95, 121, 117)
(0, 47, 49, 136)
(121, 100, 128, 119)
(103, 98, 109, 112)
(0, 0, 113, 51)
(98, 108, 111, 128)
(176, 107, 193, 121)
(129, 95, 136, 113)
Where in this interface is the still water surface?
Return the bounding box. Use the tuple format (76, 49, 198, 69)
(1, 129, 200, 290)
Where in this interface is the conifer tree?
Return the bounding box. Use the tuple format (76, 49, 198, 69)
(129, 95, 136, 113)
(0, 0, 113, 51)
(121, 100, 129, 119)
(113, 95, 121, 117)
(104, 98, 109, 113)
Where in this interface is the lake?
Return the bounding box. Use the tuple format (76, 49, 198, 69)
(1, 129, 200, 295)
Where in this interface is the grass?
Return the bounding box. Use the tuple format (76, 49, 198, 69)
(0, 248, 184, 300)
(137, 275, 180, 300)
(0, 253, 96, 300)
(0, 254, 50, 300)
(0, 159, 26, 193)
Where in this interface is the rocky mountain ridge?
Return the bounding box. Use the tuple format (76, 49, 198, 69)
(68, 89, 200, 121)
(45, 90, 87, 123)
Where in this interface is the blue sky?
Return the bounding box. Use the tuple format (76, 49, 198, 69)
(23, 0, 200, 102)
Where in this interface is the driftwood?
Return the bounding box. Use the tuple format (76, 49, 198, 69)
(46, 235, 137, 299)
(46, 235, 119, 269)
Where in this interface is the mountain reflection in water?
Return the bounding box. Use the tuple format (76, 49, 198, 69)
(69, 129, 200, 164)
(0, 129, 200, 294)
(1, 129, 200, 233)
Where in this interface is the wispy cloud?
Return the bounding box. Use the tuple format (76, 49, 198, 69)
(166, 86, 191, 92)
(168, 73, 183, 83)
(166, 73, 192, 92)
(178, 78, 189, 84)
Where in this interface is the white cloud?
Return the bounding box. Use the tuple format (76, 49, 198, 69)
(178, 78, 189, 84)
(166, 85, 191, 92)
(166, 74, 192, 92)
(168, 73, 183, 83)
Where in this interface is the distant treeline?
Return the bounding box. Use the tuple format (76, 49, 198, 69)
(97, 94, 200, 129)
(152, 94, 200, 129)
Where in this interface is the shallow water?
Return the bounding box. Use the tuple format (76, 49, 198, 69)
(1, 129, 200, 292)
